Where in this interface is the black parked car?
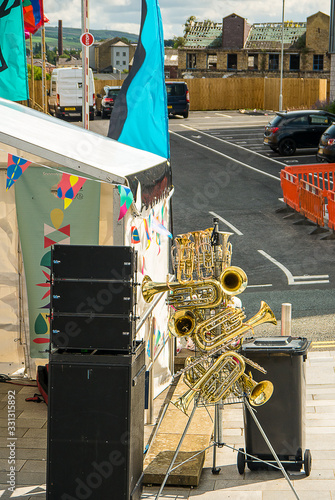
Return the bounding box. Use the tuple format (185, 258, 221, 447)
(264, 110, 335, 156)
(317, 123, 335, 162)
(166, 81, 190, 118)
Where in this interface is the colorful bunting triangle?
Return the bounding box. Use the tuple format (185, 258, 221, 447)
(131, 226, 140, 244)
(6, 154, 31, 190)
(152, 218, 172, 238)
(56, 174, 86, 209)
(118, 185, 134, 221)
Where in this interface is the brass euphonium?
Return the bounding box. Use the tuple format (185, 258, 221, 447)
(141, 275, 225, 310)
(193, 301, 277, 352)
(172, 352, 272, 415)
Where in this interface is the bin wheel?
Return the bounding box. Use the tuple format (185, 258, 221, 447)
(304, 449, 312, 476)
(237, 448, 246, 475)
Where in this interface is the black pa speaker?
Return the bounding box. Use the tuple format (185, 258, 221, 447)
(47, 343, 145, 500)
(51, 314, 135, 352)
(51, 245, 136, 281)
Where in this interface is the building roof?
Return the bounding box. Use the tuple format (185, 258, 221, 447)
(183, 15, 313, 51)
(184, 21, 223, 48)
(245, 22, 307, 49)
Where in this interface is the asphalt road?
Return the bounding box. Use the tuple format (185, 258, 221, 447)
(89, 111, 335, 347)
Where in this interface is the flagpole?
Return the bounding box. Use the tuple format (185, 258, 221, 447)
(30, 34, 35, 108)
(81, 0, 90, 129)
(41, 24, 47, 113)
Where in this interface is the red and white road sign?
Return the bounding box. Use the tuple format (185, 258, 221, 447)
(80, 32, 94, 47)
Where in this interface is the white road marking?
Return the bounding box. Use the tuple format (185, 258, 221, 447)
(215, 113, 233, 118)
(169, 131, 280, 182)
(209, 211, 243, 235)
(248, 284, 273, 288)
(179, 124, 285, 166)
(258, 249, 329, 285)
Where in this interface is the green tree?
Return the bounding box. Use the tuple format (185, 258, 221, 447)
(27, 64, 50, 80)
(173, 36, 185, 49)
(183, 15, 197, 36)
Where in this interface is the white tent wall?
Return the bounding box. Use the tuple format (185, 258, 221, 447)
(0, 99, 173, 395)
(0, 174, 173, 393)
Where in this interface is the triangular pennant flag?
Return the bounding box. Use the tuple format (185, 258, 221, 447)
(131, 226, 140, 244)
(117, 185, 134, 221)
(56, 174, 86, 209)
(6, 154, 31, 190)
(152, 218, 172, 238)
(143, 218, 151, 249)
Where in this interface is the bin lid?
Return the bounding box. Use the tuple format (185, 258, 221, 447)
(241, 336, 310, 355)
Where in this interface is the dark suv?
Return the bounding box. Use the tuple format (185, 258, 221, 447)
(263, 110, 335, 156)
(166, 81, 190, 118)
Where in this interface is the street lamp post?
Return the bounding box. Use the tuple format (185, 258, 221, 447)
(279, 0, 285, 111)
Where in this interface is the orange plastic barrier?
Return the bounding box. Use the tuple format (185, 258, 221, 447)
(281, 164, 335, 228)
(327, 190, 335, 230)
(299, 179, 325, 226)
(280, 170, 299, 210)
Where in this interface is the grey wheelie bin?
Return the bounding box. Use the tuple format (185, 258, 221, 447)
(237, 336, 311, 476)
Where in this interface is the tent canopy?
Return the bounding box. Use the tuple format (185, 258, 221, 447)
(0, 98, 168, 187)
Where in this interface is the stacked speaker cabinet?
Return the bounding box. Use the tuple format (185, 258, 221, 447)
(47, 245, 145, 500)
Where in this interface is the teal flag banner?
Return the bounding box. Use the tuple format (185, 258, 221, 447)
(15, 167, 100, 358)
(0, 0, 29, 101)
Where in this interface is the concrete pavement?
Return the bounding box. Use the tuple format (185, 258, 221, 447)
(0, 349, 334, 499)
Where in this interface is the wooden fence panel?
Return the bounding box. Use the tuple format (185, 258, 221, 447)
(26, 77, 328, 113)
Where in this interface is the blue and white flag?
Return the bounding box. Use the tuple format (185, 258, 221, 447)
(0, 0, 29, 101)
(108, 0, 170, 160)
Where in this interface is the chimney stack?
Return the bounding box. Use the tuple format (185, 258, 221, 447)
(58, 20, 63, 56)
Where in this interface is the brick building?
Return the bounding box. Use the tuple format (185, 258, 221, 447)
(178, 11, 330, 78)
(89, 37, 136, 74)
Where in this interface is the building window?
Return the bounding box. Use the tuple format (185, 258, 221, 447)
(290, 54, 300, 71)
(269, 54, 279, 71)
(248, 54, 258, 70)
(227, 54, 237, 70)
(313, 55, 324, 71)
(186, 53, 197, 69)
(123, 52, 126, 56)
(116, 60, 120, 65)
(207, 54, 217, 70)
(123, 61, 126, 65)
(116, 51, 120, 56)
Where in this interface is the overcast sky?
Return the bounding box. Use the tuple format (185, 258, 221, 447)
(43, 0, 331, 40)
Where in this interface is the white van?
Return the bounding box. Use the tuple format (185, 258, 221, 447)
(48, 67, 95, 120)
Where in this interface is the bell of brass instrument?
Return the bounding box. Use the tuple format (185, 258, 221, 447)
(235, 372, 274, 406)
(168, 309, 197, 337)
(193, 301, 277, 352)
(142, 275, 224, 310)
(219, 266, 248, 296)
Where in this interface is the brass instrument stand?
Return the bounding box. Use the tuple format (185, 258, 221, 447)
(154, 397, 301, 500)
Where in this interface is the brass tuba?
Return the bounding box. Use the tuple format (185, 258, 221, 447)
(171, 234, 195, 284)
(193, 301, 277, 352)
